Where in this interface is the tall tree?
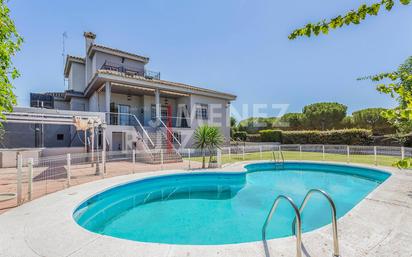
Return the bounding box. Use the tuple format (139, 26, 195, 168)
(359, 57, 412, 134)
(303, 102, 347, 130)
(0, 0, 22, 121)
(238, 117, 278, 134)
(289, 0, 411, 40)
(352, 108, 394, 135)
(279, 113, 305, 130)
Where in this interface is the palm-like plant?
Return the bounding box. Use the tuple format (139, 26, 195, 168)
(193, 125, 224, 168)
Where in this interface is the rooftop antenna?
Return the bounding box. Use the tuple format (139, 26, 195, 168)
(62, 32, 68, 89)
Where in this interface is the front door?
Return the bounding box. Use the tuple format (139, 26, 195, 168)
(118, 104, 130, 125)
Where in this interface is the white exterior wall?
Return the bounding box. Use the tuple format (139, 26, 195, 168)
(187, 94, 231, 146)
(88, 92, 99, 112)
(92, 52, 145, 75)
(68, 62, 86, 92)
(54, 99, 70, 110)
(70, 97, 89, 111)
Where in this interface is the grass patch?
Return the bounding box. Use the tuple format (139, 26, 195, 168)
(186, 151, 399, 167)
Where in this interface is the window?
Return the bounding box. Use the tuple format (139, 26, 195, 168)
(151, 105, 168, 120)
(57, 134, 64, 141)
(195, 104, 208, 120)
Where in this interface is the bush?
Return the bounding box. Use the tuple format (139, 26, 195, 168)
(260, 129, 282, 142)
(238, 117, 279, 134)
(233, 131, 247, 141)
(282, 129, 373, 145)
(246, 134, 261, 142)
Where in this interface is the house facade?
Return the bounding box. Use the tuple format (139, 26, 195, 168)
(3, 32, 236, 154)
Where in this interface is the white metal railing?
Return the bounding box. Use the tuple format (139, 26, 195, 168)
(293, 189, 340, 257)
(1, 143, 410, 211)
(158, 118, 182, 147)
(105, 112, 155, 148)
(262, 195, 302, 257)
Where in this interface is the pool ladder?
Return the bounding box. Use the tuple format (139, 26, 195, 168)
(262, 189, 340, 257)
(272, 150, 285, 169)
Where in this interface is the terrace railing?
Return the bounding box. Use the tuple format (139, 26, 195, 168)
(100, 61, 160, 80)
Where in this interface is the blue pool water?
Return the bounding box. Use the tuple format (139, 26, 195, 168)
(73, 162, 390, 245)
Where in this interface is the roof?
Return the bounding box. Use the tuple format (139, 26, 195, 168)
(95, 69, 237, 100)
(44, 92, 65, 98)
(64, 55, 85, 77)
(87, 44, 150, 64)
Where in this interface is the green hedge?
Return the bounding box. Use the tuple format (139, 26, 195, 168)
(246, 134, 261, 142)
(260, 130, 282, 142)
(233, 131, 247, 141)
(259, 129, 373, 145)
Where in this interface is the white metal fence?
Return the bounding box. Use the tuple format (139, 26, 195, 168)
(0, 144, 409, 212)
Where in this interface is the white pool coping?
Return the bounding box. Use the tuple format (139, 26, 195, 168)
(0, 161, 411, 257)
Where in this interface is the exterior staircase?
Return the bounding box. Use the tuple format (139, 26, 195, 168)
(144, 128, 183, 164)
(128, 114, 182, 164)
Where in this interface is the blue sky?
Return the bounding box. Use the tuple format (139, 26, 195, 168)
(9, 0, 412, 117)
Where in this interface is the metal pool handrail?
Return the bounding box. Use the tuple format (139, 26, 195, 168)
(292, 189, 340, 257)
(262, 195, 302, 257)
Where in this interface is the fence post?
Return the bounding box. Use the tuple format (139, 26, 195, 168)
(401, 146, 405, 160)
(217, 149, 222, 168)
(67, 154, 71, 187)
(374, 146, 377, 166)
(322, 145, 325, 161)
(28, 158, 34, 201)
(132, 150, 136, 174)
(188, 148, 191, 170)
(102, 125, 107, 175)
(242, 145, 245, 160)
(346, 145, 350, 163)
(160, 149, 164, 170)
(299, 145, 302, 160)
(259, 145, 262, 160)
(228, 147, 231, 160)
(16, 154, 22, 205)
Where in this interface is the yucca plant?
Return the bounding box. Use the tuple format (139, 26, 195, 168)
(193, 125, 224, 168)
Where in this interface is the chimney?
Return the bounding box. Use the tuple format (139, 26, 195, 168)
(84, 32, 96, 52)
(83, 32, 96, 89)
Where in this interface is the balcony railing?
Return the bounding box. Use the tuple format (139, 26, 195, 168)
(101, 61, 160, 80)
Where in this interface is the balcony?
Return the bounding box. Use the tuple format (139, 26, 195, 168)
(101, 61, 160, 80)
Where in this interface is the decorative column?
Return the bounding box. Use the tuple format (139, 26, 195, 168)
(105, 82, 111, 124)
(155, 89, 160, 119)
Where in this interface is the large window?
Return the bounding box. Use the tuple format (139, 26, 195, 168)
(195, 104, 208, 120)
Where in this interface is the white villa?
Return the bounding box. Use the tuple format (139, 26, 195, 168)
(2, 32, 236, 159)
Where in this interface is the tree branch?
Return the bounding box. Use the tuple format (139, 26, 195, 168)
(289, 0, 410, 40)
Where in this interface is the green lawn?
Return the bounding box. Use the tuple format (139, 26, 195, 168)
(186, 150, 400, 167)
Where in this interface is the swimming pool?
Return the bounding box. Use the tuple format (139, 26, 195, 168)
(73, 162, 390, 245)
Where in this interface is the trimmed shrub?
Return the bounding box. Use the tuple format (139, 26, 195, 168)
(233, 131, 247, 141)
(260, 129, 282, 142)
(281, 130, 321, 144)
(246, 134, 261, 142)
(282, 129, 373, 145)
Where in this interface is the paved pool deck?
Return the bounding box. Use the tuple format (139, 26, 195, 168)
(0, 161, 411, 257)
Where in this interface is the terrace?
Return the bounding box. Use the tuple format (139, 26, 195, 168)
(101, 61, 161, 80)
